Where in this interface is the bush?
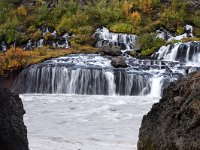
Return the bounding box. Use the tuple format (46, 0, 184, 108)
(139, 33, 166, 56)
(109, 22, 133, 33)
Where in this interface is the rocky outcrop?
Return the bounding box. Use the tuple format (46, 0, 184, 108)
(98, 45, 122, 56)
(0, 88, 29, 150)
(111, 56, 128, 68)
(138, 71, 200, 150)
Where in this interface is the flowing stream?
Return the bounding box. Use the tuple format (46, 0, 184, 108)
(21, 94, 159, 150)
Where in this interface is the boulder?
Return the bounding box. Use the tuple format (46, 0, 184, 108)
(0, 88, 29, 150)
(98, 45, 122, 56)
(111, 56, 128, 68)
(138, 71, 200, 150)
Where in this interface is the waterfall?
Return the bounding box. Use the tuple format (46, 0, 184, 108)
(24, 27, 71, 50)
(0, 41, 7, 51)
(94, 27, 137, 51)
(157, 25, 193, 41)
(149, 76, 164, 97)
(13, 39, 200, 96)
(12, 65, 151, 95)
(154, 41, 200, 64)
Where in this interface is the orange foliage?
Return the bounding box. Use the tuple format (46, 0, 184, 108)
(130, 11, 141, 27)
(123, 0, 133, 16)
(139, 0, 152, 14)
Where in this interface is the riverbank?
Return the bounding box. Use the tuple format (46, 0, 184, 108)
(0, 45, 97, 77)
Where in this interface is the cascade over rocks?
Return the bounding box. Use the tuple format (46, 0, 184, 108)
(111, 56, 128, 68)
(154, 41, 200, 63)
(94, 27, 137, 52)
(157, 25, 193, 41)
(0, 88, 29, 150)
(138, 71, 200, 150)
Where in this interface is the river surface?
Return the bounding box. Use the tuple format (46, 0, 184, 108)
(20, 94, 159, 150)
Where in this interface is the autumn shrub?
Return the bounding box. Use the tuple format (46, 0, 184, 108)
(123, 0, 133, 16)
(130, 11, 141, 29)
(139, 0, 153, 14)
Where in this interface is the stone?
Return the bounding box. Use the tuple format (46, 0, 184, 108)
(111, 56, 128, 68)
(98, 45, 122, 56)
(138, 71, 200, 150)
(0, 88, 29, 150)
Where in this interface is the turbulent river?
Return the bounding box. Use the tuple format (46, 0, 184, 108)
(20, 94, 159, 150)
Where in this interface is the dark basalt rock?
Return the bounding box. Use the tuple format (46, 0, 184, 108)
(0, 88, 29, 150)
(111, 56, 128, 68)
(138, 71, 200, 150)
(98, 45, 122, 56)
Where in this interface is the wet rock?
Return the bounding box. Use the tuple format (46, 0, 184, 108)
(0, 88, 29, 150)
(98, 45, 122, 56)
(111, 56, 128, 68)
(138, 71, 200, 150)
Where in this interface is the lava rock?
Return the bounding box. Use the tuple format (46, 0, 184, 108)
(111, 56, 128, 68)
(0, 88, 29, 150)
(98, 45, 122, 56)
(138, 71, 200, 150)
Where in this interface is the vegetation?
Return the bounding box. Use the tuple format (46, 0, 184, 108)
(0, 46, 96, 76)
(0, 0, 200, 74)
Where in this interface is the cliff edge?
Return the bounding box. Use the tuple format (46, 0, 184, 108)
(0, 88, 29, 150)
(138, 72, 200, 150)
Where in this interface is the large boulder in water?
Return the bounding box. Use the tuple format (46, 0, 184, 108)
(138, 72, 200, 149)
(98, 45, 122, 56)
(111, 56, 128, 68)
(0, 88, 29, 150)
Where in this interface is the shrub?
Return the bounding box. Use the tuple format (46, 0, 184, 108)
(139, 0, 153, 14)
(109, 22, 133, 33)
(123, 0, 133, 16)
(139, 33, 166, 56)
(130, 11, 141, 28)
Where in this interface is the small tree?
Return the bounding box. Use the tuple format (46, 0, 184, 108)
(17, 5, 27, 16)
(130, 11, 141, 28)
(139, 0, 152, 14)
(123, 0, 133, 17)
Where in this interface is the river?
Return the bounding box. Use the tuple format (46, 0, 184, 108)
(20, 94, 159, 150)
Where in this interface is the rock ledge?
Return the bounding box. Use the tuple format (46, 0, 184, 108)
(138, 72, 200, 150)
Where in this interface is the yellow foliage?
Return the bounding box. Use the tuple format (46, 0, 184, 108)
(0, 46, 97, 76)
(17, 5, 27, 16)
(123, 0, 133, 16)
(130, 11, 141, 27)
(139, 0, 152, 14)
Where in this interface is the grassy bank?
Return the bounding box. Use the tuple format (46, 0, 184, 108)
(0, 46, 97, 76)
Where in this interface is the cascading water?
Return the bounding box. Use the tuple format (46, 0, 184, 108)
(154, 41, 200, 64)
(12, 54, 151, 95)
(24, 27, 71, 50)
(94, 27, 137, 51)
(12, 50, 199, 96)
(157, 25, 193, 41)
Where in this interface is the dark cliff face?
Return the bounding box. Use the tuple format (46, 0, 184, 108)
(0, 88, 29, 150)
(138, 72, 200, 150)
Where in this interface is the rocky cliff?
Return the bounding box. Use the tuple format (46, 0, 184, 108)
(0, 88, 29, 150)
(138, 71, 200, 150)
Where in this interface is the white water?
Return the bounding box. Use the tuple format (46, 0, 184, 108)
(94, 27, 137, 51)
(21, 94, 159, 150)
(157, 25, 193, 41)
